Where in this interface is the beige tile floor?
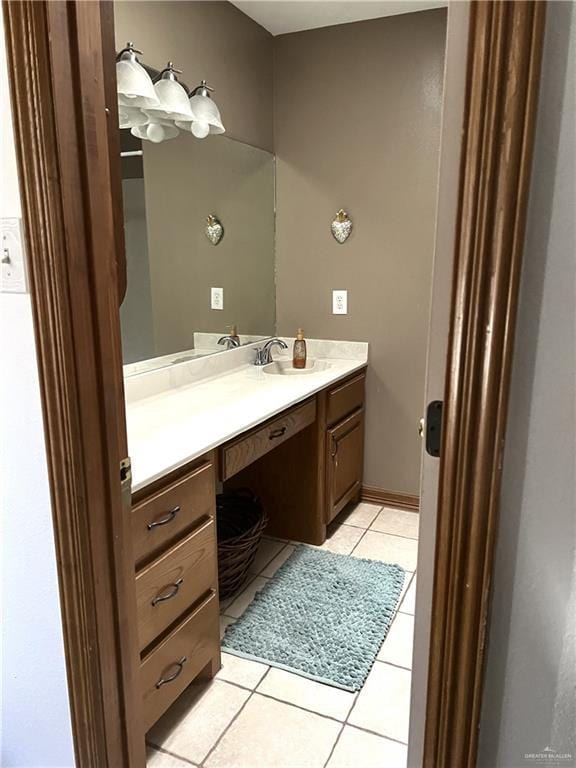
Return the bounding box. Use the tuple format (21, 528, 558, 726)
(147, 502, 418, 768)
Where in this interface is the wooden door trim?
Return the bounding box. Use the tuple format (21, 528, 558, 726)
(423, 2, 546, 766)
(3, 2, 144, 765)
(3, 0, 545, 766)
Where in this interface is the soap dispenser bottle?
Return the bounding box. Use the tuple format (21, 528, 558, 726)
(293, 329, 307, 369)
(229, 324, 240, 346)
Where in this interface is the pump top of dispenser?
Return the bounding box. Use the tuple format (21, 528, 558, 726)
(296, 328, 305, 340)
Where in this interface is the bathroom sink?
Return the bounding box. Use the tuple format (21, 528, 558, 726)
(263, 359, 330, 376)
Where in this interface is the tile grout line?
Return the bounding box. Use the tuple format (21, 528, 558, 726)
(147, 741, 198, 766)
(367, 528, 419, 542)
(198, 671, 268, 768)
(251, 686, 356, 725)
(338, 504, 383, 529)
(219, 678, 409, 748)
(343, 667, 410, 751)
(322, 722, 346, 768)
(396, 570, 416, 614)
(252, 686, 409, 748)
(215, 664, 412, 736)
(348, 524, 371, 556)
(375, 658, 413, 673)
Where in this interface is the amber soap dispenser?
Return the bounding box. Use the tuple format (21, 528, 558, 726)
(293, 329, 307, 369)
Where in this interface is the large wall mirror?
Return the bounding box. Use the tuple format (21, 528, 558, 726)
(119, 127, 275, 373)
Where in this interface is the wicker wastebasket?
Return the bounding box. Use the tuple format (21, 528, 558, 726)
(216, 489, 267, 600)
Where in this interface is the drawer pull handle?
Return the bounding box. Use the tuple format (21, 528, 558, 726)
(151, 578, 183, 606)
(269, 426, 287, 440)
(155, 657, 187, 689)
(331, 436, 338, 458)
(147, 506, 180, 530)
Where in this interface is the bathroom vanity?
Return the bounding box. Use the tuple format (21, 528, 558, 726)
(125, 340, 367, 729)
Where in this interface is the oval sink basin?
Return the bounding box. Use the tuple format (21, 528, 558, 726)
(263, 359, 330, 376)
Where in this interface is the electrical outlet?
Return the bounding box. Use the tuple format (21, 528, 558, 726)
(211, 287, 224, 310)
(332, 290, 348, 315)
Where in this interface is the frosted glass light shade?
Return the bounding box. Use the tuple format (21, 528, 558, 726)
(188, 93, 225, 134)
(116, 57, 159, 109)
(118, 105, 148, 129)
(146, 67, 193, 122)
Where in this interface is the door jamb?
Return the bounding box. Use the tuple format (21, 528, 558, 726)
(423, 2, 546, 766)
(3, 1, 546, 766)
(3, 1, 145, 765)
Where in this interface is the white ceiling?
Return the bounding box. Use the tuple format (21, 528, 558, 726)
(230, 0, 447, 36)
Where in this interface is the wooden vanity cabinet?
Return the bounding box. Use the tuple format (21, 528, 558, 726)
(324, 371, 366, 524)
(131, 452, 220, 731)
(326, 408, 365, 523)
(223, 368, 367, 543)
(130, 367, 366, 733)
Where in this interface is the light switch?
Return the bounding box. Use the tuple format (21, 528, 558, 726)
(1, 218, 28, 294)
(211, 287, 224, 310)
(332, 290, 348, 315)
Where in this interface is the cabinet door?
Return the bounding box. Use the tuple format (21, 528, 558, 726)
(326, 408, 364, 523)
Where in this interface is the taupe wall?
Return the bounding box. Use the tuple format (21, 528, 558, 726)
(274, 10, 447, 494)
(142, 135, 275, 355)
(120, 178, 155, 363)
(114, 1, 274, 151)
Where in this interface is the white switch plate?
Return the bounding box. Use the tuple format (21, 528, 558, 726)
(332, 289, 348, 315)
(1, 218, 28, 294)
(211, 287, 224, 310)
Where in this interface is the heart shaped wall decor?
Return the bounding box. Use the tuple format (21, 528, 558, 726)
(331, 209, 352, 244)
(205, 214, 224, 245)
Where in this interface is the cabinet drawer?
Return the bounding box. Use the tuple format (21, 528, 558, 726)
(327, 372, 366, 427)
(132, 459, 215, 567)
(136, 517, 217, 652)
(141, 590, 219, 731)
(221, 399, 316, 481)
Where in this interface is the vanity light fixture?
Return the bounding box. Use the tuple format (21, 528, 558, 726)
(176, 80, 225, 139)
(116, 45, 225, 143)
(331, 209, 353, 244)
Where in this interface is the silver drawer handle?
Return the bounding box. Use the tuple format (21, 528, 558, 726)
(147, 506, 180, 530)
(155, 657, 187, 689)
(269, 426, 287, 440)
(151, 578, 183, 606)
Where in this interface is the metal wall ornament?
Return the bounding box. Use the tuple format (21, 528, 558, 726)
(205, 214, 224, 245)
(331, 209, 352, 244)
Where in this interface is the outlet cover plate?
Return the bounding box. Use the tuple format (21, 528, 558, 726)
(211, 286, 224, 310)
(332, 289, 348, 315)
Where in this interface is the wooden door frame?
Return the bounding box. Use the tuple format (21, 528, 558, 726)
(2, 1, 545, 767)
(3, 1, 145, 765)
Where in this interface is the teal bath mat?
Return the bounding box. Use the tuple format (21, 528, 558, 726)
(221, 546, 406, 691)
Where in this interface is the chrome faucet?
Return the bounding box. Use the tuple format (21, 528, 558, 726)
(217, 335, 240, 350)
(254, 338, 288, 366)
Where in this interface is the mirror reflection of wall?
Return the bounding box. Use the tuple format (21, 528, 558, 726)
(120, 134, 154, 364)
(119, 131, 275, 366)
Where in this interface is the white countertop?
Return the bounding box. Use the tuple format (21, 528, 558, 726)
(126, 339, 368, 492)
